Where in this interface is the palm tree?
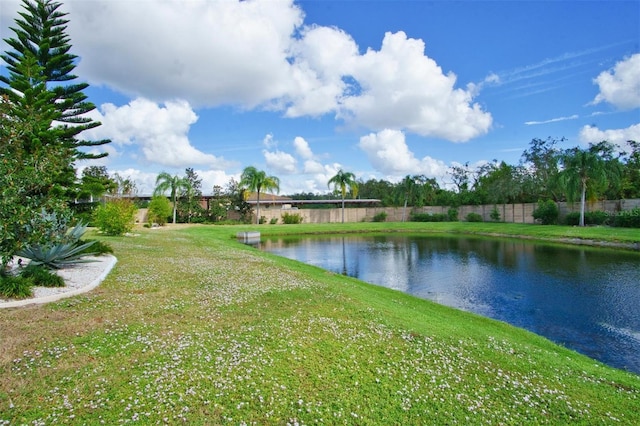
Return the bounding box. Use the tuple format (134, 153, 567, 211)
(559, 148, 609, 227)
(239, 166, 280, 224)
(153, 172, 189, 224)
(328, 169, 358, 223)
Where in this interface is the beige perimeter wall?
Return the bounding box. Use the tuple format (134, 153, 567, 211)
(240, 199, 640, 224)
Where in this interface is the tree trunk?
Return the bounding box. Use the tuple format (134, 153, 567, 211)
(579, 179, 587, 227)
(256, 191, 261, 224)
(341, 197, 345, 223)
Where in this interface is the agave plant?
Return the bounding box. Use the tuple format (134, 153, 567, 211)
(17, 222, 97, 269)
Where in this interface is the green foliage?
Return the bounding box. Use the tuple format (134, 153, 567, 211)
(17, 222, 97, 269)
(0, 274, 33, 299)
(565, 210, 610, 226)
(372, 211, 388, 222)
(532, 199, 559, 225)
(612, 208, 640, 228)
(240, 166, 281, 225)
(147, 196, 172, 226)
(281, 212, 303, 224)
(490, 207, 501, 222)
(466, 212, 483, 222)
(410, 212, 449, 222)
(447, 208, 459, 221)
(269, 217, 279, 225)
(93, 199, 137, 236)
(20, 264, 64, 287)
(259, 216, 267, 224)
(154, 172, 190, 224)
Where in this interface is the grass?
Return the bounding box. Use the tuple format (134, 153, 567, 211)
(0, 222, 638, 424)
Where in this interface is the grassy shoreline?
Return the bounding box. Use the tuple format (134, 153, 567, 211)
(1, 222, 639, 424)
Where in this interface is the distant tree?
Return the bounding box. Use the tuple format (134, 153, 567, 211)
(559, 147, 609, 226)
(79, 166, 117, 201)
(620, 140, 640, 198)
(328, 169, 359, 223)
(177, 168, 204, 223)
(239, 166, 280, 224)
(153, 172, 189, 224)
(520, 137, 563, 201)
(225, 179, 252, 223)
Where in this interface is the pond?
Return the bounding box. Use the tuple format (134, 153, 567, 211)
(259, 234, 640, 375)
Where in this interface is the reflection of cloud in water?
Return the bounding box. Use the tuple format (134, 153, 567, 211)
(600, 323, 640, 343)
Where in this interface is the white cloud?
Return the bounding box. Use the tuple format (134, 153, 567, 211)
(591, 54, 640, 110)
(293, 136, 314, 159)
(579, 123, 640, 152)
(52, 2, 491, 143)
(303, 160, 325, 174)
(340, 32, 492, 141)
(67, 0, 303, 109)
(524, 115, 579, 125)
(84, 98, 229, 169)
(358, 129, 449, 178)
(263, 150, 297, 174)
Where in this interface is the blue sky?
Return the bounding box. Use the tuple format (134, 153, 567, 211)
(1, 0, 639, 195)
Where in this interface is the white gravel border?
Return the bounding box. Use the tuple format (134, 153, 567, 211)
(0, 255, 117, 309)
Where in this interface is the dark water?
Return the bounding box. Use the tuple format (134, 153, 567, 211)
(260, 235, 640, 375)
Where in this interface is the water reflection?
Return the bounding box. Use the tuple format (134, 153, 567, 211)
(260, 235, 640, 375)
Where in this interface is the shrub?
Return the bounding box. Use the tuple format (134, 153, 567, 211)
(447, 208, 459, 222)
(410, 212, 448, 222)
(147, 196, 172, 226)
(94, 199, 137, 235)
(17, 222, 97, 269)
(0, 275, 33, 299)
(490, 207, 501, 222)
(269, 217, 278, 225)
(20, 264, 65, 287)
(532, 199, 559, 225)
(373, 212, 388, 222)
(259, 216, 267, 224)
(612, 208, 640, 228)
(282, 213, 303, 224)
(565, 210, 610, 226)
(466, 212, 483, 222)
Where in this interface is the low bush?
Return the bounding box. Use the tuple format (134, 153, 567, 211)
(93, 199, 137, 236)
(0, 275, 33, 299)
(410, 212, 448, 222)
(17, 222, 97, 269)
(269, 217, 278, 225)
(372, 212, 388, 222)
(20, 264, 65, 287)
(612, 207, 640, 228)
(282, 213, 303, 224)
(565, 211, 610, 226)
(532, 199, 559, 225)
(466, 212, 483, 222)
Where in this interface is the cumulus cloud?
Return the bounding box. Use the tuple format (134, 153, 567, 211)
(84, 98, 230, 168)
(358, 129, 449, 178)
(263, 149, 297, 174)
(293, 136, 314, 159)
(341, 32, 492, 141)
(591, 54, 640, 110)
(49, 1, 491, 143)
(579, 123, 640, 152)
(66, 0, 303, 109)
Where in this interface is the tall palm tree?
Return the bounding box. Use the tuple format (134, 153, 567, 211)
(239, 166, 280, 224)
(559, 148, 608, 227)
(153, 172, 189, 224)
(328, 169, 358, 223)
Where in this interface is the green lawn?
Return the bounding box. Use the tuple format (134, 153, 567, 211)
(1, 222, 638, 424)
